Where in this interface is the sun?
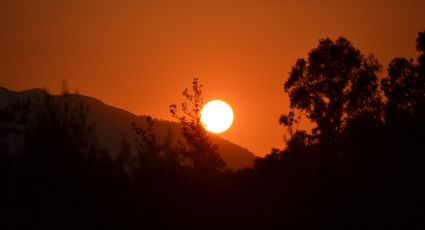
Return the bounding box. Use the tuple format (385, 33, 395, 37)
(200, 100, 234, 133)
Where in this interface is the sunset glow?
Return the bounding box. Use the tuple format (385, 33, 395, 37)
(1, 0, 424, 227)
(1, 1, 424, 156)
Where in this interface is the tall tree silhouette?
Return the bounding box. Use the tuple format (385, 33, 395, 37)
(169, 78, 225, 172)
(281, 37, 382, 140)
(382, 30, 425, 118)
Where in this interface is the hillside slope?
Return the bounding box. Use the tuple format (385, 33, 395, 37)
(0, 88, 256, 169)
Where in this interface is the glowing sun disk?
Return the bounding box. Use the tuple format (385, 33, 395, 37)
(200, 100, 234, 133)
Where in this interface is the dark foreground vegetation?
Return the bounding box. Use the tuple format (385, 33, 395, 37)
(1, 31, 425, 229)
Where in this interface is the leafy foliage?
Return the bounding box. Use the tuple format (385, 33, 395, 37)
(282, 37, 382, 138)
(382, 31, 425, 119)
(169, 78, 225, 172)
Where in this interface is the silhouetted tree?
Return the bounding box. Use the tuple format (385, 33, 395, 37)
(132, 116, 164, 170)
(382, 31, 425, 119)
(169, 78, 225, 172)
(379, 33, 425, 228)
(382, 58, 420, 113)
(265, 33, 425, 229)
(130, 116, 183, 178)
(282, 37, 382, 140)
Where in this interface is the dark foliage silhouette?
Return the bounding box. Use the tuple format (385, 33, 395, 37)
(1, 31, 425, 229)
(260, 32, 425, 228)
(131, 116, 181, 171)
(0, 89, 122, 229)
(169, 78, 226, 173)
(282, 37, 382, 140)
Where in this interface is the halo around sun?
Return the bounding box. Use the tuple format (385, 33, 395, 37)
(200, 100, 234, 133)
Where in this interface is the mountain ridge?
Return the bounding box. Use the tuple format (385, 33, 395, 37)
(0, 87, 256, 169)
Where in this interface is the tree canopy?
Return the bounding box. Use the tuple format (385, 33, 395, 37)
(282, 37, 382, 138)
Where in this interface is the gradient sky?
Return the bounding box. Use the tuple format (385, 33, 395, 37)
(1, 0, 424, 156)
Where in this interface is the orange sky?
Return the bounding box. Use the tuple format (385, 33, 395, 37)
(1, 0, 424, 156)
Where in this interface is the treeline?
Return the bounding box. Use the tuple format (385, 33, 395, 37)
(1, 31, 424, 229)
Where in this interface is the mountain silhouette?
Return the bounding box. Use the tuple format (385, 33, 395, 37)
(0, 87, 256, 169)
